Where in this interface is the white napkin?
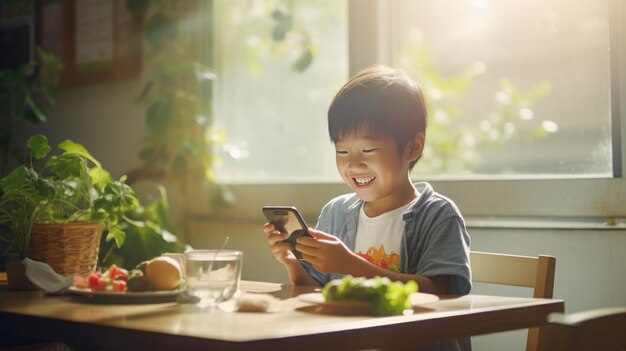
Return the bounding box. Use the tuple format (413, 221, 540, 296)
(22, 258, 74, 293)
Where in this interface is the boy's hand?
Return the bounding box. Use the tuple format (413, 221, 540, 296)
(263, 223, 299, 266)
(295, 228, 360, 274)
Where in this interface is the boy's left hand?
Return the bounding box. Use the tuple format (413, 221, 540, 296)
(296, 228, 359, 274)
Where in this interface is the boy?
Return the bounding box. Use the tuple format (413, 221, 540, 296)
(263, 65, 471, 296)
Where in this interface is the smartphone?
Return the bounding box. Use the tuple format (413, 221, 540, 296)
(262, 206, 312, 260)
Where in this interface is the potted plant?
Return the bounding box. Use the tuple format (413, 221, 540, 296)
(0, 134, 140, 289)
(98, 182, 189, 270)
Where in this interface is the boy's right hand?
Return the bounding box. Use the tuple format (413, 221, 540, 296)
(263, 223, 299, 266)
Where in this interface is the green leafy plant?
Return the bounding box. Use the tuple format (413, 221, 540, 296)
(99, 184, 188, 269)
(131, 1, 225, 184)
(0, 134, 140, 259)
(126, 0, 236, 237)
(0, 47, 62, 177)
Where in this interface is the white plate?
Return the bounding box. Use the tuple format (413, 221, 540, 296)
(298, 292, 439, 309)
(68, 286, 182, 303)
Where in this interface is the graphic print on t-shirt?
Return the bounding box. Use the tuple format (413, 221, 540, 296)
(354, 199, 417, 274)
(356, 244, 400, 272)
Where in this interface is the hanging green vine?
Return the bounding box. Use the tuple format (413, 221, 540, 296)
(134, 3, 225, 183)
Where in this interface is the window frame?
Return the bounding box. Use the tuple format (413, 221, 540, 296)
(204, 0, 626, 225)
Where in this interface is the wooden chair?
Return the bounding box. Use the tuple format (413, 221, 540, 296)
(470, 251, 557, 351)
(547, 307, 626, 351)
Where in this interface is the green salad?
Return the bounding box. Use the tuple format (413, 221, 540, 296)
(322, 276, 418, 316)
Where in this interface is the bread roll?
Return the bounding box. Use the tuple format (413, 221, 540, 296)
(146, 256, 183, 290)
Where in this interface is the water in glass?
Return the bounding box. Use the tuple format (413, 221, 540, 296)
(185, 250, 242, 308)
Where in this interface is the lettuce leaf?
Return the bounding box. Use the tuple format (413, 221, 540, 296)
(322, 276, 418, 316)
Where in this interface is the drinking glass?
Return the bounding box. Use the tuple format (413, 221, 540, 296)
(184, 250, 242, 308)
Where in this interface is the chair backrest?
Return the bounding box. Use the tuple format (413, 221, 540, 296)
(470, 251, 557, 351)
(547, 307, 626, 351)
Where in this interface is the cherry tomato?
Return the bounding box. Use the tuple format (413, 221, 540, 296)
(88, 273, 107, 291)
(111, 279, 127, 292)
(107, 264, 129, 282)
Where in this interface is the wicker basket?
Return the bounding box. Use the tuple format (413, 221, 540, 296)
(26, 222, 103, 276)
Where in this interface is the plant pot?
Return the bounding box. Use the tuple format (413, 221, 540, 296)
(26, 222, 104, 277)
(6, 260, 39, 290)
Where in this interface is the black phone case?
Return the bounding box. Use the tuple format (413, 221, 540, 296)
(262, 206, 312, 260)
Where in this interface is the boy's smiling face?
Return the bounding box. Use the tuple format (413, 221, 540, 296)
(334, 126, 423, 216)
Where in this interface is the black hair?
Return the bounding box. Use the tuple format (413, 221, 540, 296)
(328, 65, 428, 170)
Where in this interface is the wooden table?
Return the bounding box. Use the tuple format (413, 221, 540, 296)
(0, 281, 563, 351)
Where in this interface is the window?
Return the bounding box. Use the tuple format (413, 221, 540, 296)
(211, 0, 626, 221)
(390, 0, 613, 177)
(213, 0, 347, 183)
